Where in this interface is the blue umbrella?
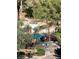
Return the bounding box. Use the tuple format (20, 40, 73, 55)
(32, 34, 48, 40)
(32, 35, 42, 39)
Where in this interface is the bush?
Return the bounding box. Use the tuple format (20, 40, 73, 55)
(17, 52, 25, 59)
(54, 32, 61, 43)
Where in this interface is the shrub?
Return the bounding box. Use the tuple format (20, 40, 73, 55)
(54, 32, 61, 43)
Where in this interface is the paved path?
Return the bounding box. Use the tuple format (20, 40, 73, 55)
(29, 51, 56, 59)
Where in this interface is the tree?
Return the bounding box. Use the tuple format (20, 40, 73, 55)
(31, 0, 61, 21)
(17, 28, 32, 49)
(17, 0, 61, 21)
(17, 23, 32, 49)
(31, 0, 61, 31)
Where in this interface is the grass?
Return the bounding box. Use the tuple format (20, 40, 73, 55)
(34, 48, 45, 56)
(32, 44, 45, 56)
